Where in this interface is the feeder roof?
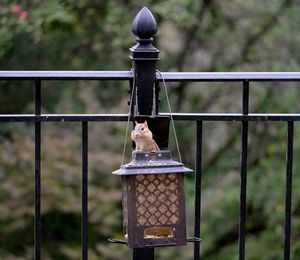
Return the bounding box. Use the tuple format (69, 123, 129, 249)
(113, 150, 193, 176)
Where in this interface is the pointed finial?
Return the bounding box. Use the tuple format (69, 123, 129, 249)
(132, 7, 158, 43)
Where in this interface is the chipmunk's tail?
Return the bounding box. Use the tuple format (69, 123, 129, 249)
(153, 140, 160, 152)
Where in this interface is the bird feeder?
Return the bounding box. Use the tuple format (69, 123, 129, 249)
(113, 117, 192, 248)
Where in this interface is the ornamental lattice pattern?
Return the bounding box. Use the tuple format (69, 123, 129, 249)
(135, 173, 179, 226)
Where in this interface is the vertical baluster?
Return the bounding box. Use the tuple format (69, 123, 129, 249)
(35, 79, 41, 260)
(238, 80, 249, 260)
(82, 122, 89, 260)
(194, 121, 202, 260)
(284, 121, 294, 260)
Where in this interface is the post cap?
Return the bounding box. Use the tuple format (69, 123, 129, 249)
(132, 7, 158, 43)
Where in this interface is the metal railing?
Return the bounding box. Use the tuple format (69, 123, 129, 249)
(0, 7, 299, 260)
(0, 71, 299, 260)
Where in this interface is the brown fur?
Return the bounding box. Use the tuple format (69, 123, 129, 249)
(131, 121, 159, 152)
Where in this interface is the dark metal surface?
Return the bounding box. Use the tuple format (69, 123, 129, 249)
(284, 121, 294, 260)
(132, 248, 154, 260)
(108, 238, 128, 244)
(238, 81, 249, 260)
(155, 72, 300, 82)
(132, 7, 157, 41)
(34, 79, 41, 260)
(108, 237, 201, 245)
(194, 121, 202, 260)
(0, 71, 133, 80)
(130, 7, 159, 116)
(242, 81, 249, 115)
(187, 237, 202, 243)
(82, 122, 88, 260)
(0, 114, 129, 122)
(2, 71, 300, 82)
(113, 150, 192, 176)
(3, 113, 300, 122)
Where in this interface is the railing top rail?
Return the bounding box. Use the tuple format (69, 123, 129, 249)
(0, 71, 133, 80)
(1, 71, 300, 81)
(156, 72, 300, 82)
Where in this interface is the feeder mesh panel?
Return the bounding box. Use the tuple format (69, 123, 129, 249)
(135, 174, 180, 226)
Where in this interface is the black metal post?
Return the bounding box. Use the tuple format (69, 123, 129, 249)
(34, 79, 41, 260)
(238, 80, 249, 260)
(129, 6, 159, 260)
(130, 7, 159, 116)
(82, 122, 88, 260)
(194, 121, 202, 260)
(284, 121, 294, 260)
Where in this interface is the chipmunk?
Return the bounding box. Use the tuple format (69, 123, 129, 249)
(131, 121, 160, 152)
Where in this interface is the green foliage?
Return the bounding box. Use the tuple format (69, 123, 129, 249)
(1, 0, 300, 259)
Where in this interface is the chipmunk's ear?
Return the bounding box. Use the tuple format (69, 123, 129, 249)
(135, 121, 138, 126)
(144, 121, 148, 127)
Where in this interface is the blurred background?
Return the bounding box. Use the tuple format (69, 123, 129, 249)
(1, 0, 300, 259)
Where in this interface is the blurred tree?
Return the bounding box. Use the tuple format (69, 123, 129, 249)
(0, 0, 300, 259)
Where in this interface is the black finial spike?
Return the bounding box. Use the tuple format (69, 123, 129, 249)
(132, 7, 157, 42)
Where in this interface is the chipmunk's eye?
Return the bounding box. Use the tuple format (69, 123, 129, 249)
(141, 128, 144, 131)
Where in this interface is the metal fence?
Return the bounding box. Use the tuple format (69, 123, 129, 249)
(1, 7, 300, 260)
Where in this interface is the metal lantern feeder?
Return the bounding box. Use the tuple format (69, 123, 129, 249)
(113, 117, 192, 248)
